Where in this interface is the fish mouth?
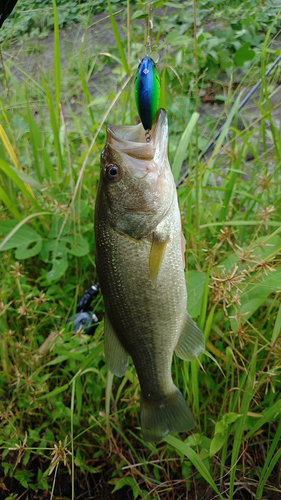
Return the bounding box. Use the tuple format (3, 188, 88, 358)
(106, 109, 168, 161)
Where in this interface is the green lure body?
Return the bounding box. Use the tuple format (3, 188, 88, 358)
(135, 56, 160, 131)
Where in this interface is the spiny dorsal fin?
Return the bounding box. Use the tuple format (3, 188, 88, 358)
(104, 314, 129, 377)
(149, 234, 169, 283)
(175, 312, 205, 361)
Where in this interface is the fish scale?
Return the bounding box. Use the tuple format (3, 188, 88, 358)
(95, 109, 205, 441)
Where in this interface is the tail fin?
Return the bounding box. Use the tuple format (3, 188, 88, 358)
(140, 387, 195, 442)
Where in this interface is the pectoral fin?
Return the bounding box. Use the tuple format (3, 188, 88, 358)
(104, 314, 129, 377)
(175, 312, 205, 361)
(149, 234, 169, 283)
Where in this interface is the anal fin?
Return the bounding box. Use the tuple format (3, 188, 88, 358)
(175, 312, 205, 361)
(104, 314, 129, 377)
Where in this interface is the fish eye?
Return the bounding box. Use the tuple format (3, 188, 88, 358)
(106, 164, 122, 182)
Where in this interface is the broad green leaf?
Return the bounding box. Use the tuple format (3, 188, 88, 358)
(0, 219, 42, 259)
(215, 421, 228, 434)
(41, 234, 89, 281)
(55, 348, 85, 361)
(111, 477, 136, 494)
(172, 112, 199, 183)
(165, 435, 225, 500)
(230, 266, 281, 329)
(10, 165, 42, 190)
(223, 412, 241, 425)
(47, 254, 68, 282)
(40, 239, 61, 261)
(74, 199, 88, 220)
(234, 43, 255, 67)
(210, 432, 225, 457)
(66, 236, 89, 257)
(186, 270, 206, 318)
(14, 470, 34, 489)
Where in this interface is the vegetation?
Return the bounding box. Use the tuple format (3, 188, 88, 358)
(0, 0, 281, 498)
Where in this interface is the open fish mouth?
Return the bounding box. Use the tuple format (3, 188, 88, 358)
(106, 108, 168, 161)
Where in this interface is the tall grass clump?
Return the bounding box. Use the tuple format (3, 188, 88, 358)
(0, 0, 281, 499)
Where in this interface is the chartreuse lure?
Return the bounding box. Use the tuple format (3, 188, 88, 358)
(135, 56, 160, 136)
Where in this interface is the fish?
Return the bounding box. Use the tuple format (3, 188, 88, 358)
(94, 109, 205, 442)
(135, 56, 160, 132)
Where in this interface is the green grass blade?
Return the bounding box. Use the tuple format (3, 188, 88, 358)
(0, 186, 22, 220)
(191, 360, 200, 424)
(271, 301, 281, 343)
(229, 340, 257, 498)
(258, 448, 281, 499)
(106, 370, 114, 438)
(107, 0, 130, 75)
(25, 103, 43, 183)
(25, 104, 56, 182)
(0, 158, 42, 211)
(199, 262, 211, 332)
(159, 63, 167, 110)
(244, 398, 281, 440)
(204, 95, 241, 185)
(52, 0, 61, 129)
(71, 379, 75, 500)
(200, 220, 281, 229)
(41, 73, 64, 178)
(172, 112, 199, 183)
(79, 59, 95, 125)
(0, 211, 53, 251)
(165, 435, 225, 500)
(218, 146, 245, 223)
(256, 419, 281, 499)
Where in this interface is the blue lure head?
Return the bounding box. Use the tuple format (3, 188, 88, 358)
(135, 56, 160, 132)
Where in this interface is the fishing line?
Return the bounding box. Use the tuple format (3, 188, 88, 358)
(59, 55, 281, 335)
(145, 0, 153, 56)
(177, 53, 281, 187)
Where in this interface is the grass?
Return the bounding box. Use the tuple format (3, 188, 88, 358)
(0, 0, 281, 499)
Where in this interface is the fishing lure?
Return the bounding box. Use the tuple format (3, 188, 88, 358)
(135, 56, 160, 137)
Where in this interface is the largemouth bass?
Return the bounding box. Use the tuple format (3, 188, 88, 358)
(95, 109, 205, 442)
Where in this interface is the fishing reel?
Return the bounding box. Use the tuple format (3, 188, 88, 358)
(66, 283, 100, 334)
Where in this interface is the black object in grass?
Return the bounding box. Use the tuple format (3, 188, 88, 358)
(0, 0, 19, 28)
(66, 283, 99, 334)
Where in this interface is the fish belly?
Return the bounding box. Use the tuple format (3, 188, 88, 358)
(96, 218, 186, 400)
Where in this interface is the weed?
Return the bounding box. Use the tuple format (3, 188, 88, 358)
(0, 0, 281, 499)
